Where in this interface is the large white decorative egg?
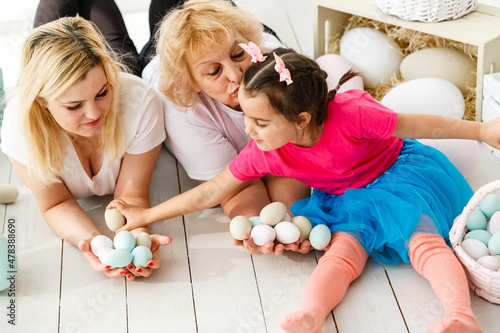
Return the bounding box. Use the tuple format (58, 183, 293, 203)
(316, 54, 364, 92)
(461, 238, 489, 260)
(381, 78, 465, 119)
(400, 48, 476, 95)
(339, 27, 403, 88)
(260, 202, 287, 226)
(274, 221, 301, 244)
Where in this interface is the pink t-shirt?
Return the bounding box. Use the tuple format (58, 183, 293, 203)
(229, 90, 403, 195)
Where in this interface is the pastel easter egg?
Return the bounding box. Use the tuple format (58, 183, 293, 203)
(135, 232, 152, 249)
(131, 246, 153, 267)
(400, 48, 476, 95)
(260, 202, 287, 226)
(102, 248, 133, 268)
(488, 211, 500, 235)
(97, 247, 113, 264)
(464, 230, 492, 247)
(104, 208, 126, 232)
(339, 27, 403, 88)
(315, 54, 364, 92)
(464, 207, 487, 231)
(250, 224, 276, 246)
(274, 221, 301, 244)
(309, 224, 332, 250)
(461, 238, 489, 260)
(381, 78, 464, 119)
(229, 215, 252, 241)
(417, 139, 479, 179)
(0, 184, 19, 204)
(90, 235, 114, 256)
(291, 216, 312, 242)
(114, 230, 136, 252)
(476, 255, 500, 271)
(283, 212, 292, 222)
(0, 232, 17, 291)
(488, 231, 500, 255)
(249, 216, 263, 228)
(478, 194, 500, 218)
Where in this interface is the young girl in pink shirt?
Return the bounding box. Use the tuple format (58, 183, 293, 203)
(110, 46, 500, 332)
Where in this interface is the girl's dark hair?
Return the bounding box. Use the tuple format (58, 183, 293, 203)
(242, 48, 360, 127)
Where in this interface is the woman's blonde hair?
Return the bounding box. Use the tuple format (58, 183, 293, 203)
(156, 0, 263, 108)
(16, 16, 124, 186)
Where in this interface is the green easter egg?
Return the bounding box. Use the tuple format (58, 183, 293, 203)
(103, 248, 133, 268)
(0, 233, 17, 291)
(249, 216, 263, 228)
(309, 224, 331, 250)
(466, 208, 487, 230)
(478, 194, 500, 218)
(488, 232, 500, 255)
(114, 231, 136, 252)
(464, 229, 492, 246)
(131, 246, 153, 267)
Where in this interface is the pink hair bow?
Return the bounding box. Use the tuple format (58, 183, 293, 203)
(239, 42, 267, 63)
(273, 52, 293, 85)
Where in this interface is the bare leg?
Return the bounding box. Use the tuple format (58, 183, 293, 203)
(409, 233, 482, 333)
(280, 232, 369, 333)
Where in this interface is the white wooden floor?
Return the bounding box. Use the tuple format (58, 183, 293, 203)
(1, 142, 500, 333)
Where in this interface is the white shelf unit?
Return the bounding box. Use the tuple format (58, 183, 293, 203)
(314, 0, 500, 121)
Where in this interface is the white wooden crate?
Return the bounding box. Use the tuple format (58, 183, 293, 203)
(314, 0, 500, 122)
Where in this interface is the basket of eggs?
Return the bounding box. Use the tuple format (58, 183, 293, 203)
(449, 180, 500, 304)
(375, 0, 478, 22)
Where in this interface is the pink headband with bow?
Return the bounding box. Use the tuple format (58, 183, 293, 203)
(239, 42, 293, 85)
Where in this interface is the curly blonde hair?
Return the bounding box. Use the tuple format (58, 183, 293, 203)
(16, 16, 124, 186)
(156, 0, 263, 108)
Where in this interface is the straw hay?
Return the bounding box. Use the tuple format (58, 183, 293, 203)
(327, 15, 478, 120)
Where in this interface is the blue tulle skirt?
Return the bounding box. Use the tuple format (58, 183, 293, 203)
(291, 139, 473, 265)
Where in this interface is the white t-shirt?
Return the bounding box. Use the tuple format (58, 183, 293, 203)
(142, 32, 282, 180)
(0, 73, 166, 199)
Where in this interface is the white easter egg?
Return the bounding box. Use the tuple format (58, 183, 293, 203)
(316, 54, 364, 92)
(461, 238, 490, 260)
(135, 232, 152, 249)
(339, 27, 403, 88)
(131, 246, 153, 267)
(400, 48, 476, 95)
(114, 231, 136, 252)
(489, 211, 500, 235)
(229, 215, 252, 241)
(488, 231, 500, 255)
(260, 202, 287, 226)
(250, 224, 276, 246)
(478, 194, 500, 218)
(90, 235, 114, 256)
(464, 230, 492, 247)
(417, 139, 479, 179)
(104, 208, 126, 232)
(274, 221, 301, 244)
(381, 78, 464, 119)
(97, 247, 113, 264)
(102, 248, 133, 268)
(476, 255, 500, 271)
(249, 216, 263, 228)
(0, 184, 19, 204)
(291, 216, 312, 242)
(309, 224, 332, 250)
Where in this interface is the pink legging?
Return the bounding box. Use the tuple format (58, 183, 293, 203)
(287, 231, 482, 333)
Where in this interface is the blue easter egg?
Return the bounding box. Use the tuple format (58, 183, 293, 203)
(466, 208, 487, 230)
(114, 231, 136, 251)
(478, 194, 500, 218)
(131, 246, 153, 267)
(488, 231, 500, 255)
(103, 248, 133, 268)
(249, 216, 263, 228)
(464, 229, 492, 246)
(309, 224, 332, 250)
(0, 232, 17, 291)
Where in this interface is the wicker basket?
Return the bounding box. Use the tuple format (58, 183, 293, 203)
(375, 0, 478, 22)
(449, 180, 500, 304)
